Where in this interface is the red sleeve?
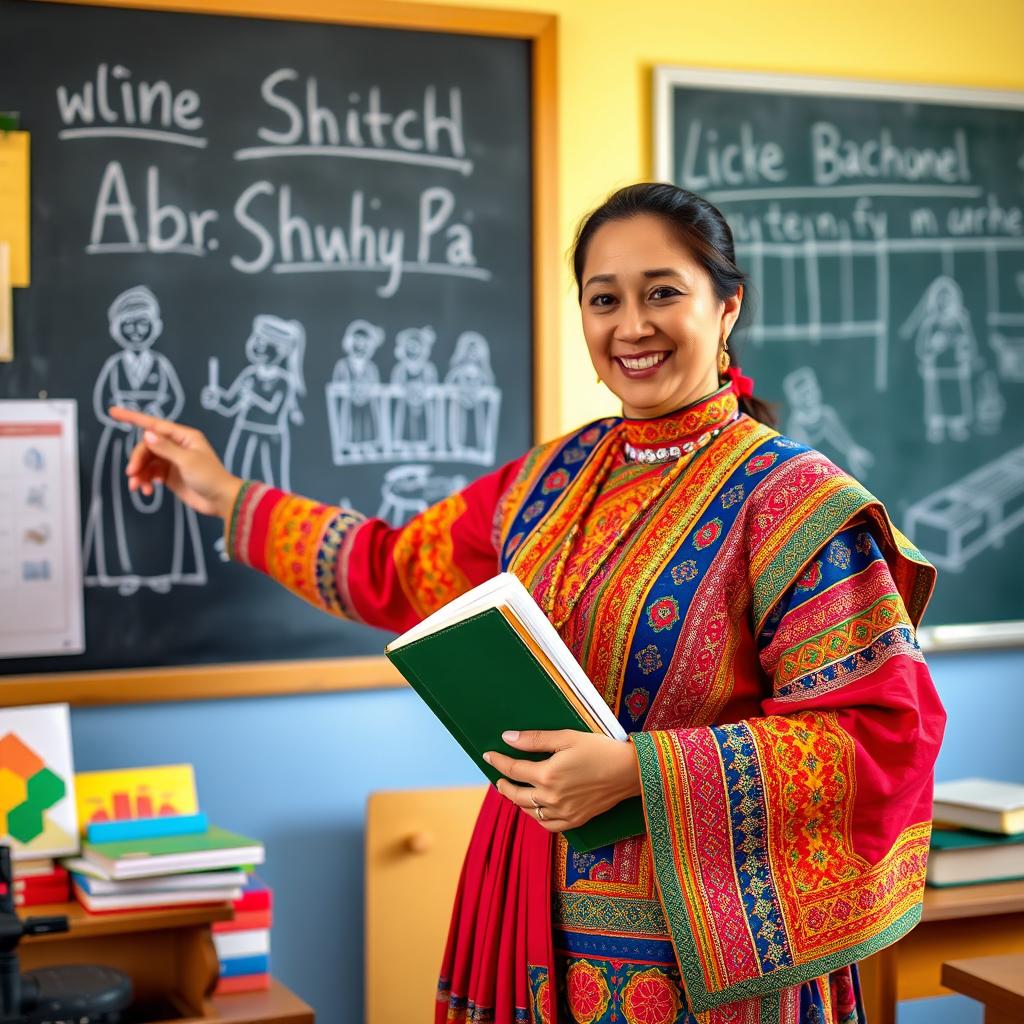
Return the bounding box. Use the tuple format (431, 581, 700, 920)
(226, 455, 527, 634)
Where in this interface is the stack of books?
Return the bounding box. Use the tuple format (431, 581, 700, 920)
(213, 876, 274, 994)
(62, 765, 264, 912)
(8, 858, 70, 906)
(64, 821, 263, 912)
(928, 777, 1024, 887)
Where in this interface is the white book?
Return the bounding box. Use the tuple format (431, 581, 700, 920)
(387, 572, 627, 741)
(68, 866, 248, 895)
(73, 882, 243, 912)
(214, 928, 271, 959)
(933, 778, 1024, 835)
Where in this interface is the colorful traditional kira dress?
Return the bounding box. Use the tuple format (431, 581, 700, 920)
(227, 388, 945, 1024)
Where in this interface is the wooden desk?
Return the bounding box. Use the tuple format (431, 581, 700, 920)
(20, 900, 314, 1024)
(859, 880, 1024, 1024)
(942, 954, 1024, 1024)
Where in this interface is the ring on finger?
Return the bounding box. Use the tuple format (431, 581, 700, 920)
(529, 793, 546, 822)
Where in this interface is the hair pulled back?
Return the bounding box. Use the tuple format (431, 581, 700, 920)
(571, 182, 776, 427)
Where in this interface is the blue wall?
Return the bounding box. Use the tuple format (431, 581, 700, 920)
(68, 648, 1024, 1022)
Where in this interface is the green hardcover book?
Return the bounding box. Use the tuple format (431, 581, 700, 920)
(80, 826, 265, 881)
(926, 827, 1024, 887)
(385, 574, 646, 853)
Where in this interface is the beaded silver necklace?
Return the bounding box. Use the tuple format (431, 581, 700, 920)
(623, 410, 740, 464)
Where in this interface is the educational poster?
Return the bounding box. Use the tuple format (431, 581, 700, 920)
(0, 703, 79, 860)
(0, 400, 84, 658)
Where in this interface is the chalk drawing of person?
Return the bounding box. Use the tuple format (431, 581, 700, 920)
(783, 366, 875, 479)
(201, 315, 306, 491)
(329, 319, 386, 461)
(900, 276, 979, 444)
(391, 326, 439, 455)
(444, 330, 499, 461)
(82, 285, 206, 595)
(377, 464, 468, 527)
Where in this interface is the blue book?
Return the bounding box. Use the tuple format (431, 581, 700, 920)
(87, 812, 208, 845)
(220, 954, 270, 978)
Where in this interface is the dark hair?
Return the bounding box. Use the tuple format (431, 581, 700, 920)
(571, 182, 776, 427)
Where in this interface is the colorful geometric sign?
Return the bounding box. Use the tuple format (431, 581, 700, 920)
(0, 704, 77, 859)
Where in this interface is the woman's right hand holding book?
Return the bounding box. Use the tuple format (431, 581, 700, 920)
(109, 406, 244, 521)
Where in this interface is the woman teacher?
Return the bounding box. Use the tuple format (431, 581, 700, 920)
(113, 183, 945, 1024)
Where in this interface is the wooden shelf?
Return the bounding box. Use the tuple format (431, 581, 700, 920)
(22, 899, 234, 940)
(18, 900, 312, 1023)
(207, 980, 314, 1024)
(922, 879, 1024, 922)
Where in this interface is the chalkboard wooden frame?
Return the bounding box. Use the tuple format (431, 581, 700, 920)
(2, 0, 558, 706)
(653, 66, 1024, 652)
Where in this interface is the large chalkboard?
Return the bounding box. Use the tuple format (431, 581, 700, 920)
(0, 0, 545, 685)
(657, 68, 1024, 642)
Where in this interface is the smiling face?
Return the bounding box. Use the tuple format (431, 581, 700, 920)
(579, 214, 742, 419)
(113, 313, 159, 351)
(246, 329, 285, 366)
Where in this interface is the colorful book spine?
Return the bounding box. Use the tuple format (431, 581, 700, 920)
(87, 812, 208, 845)
(219, 954, 270, 978)
(8, 866, 71, 906)
(232, 877, 272, 914)
(214, 974, 271, 995)
(212, 908, 273, 933)
(213, 878, 273, 994)
(214, 928, 269, 960)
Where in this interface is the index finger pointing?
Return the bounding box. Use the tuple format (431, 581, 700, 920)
(108, 407, 190, 445)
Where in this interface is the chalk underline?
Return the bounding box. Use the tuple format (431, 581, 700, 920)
(234, 144, 473, 175)
(59, 127, 208, 148)
(704, 184, 984, 202)
(86, 242, 206, 256)
(272, 260, 491, 280)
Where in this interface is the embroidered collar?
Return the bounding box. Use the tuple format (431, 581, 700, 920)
(621, 387, 739, 457)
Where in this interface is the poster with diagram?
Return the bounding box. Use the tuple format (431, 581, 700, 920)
(0, 400, 84, 658)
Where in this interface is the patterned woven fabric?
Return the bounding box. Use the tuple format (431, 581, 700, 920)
(228, 389, 945, 1024)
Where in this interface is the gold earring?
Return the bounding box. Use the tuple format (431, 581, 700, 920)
(596, 373, 601, 383)
(718, 347, 731, 375)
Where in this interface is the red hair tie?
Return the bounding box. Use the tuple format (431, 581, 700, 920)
(725, 365, 755, 400)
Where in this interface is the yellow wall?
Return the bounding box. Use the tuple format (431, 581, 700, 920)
(416, 0, 1024, 432)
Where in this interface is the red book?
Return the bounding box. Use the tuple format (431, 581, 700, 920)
(6, 869, 70, 903)
(14, 881, 70, 907)
(213, 909, 273, 933)
(14, 867, 68, 888)
(214, 974, 271, 996)
(233, 878, 272, 914)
